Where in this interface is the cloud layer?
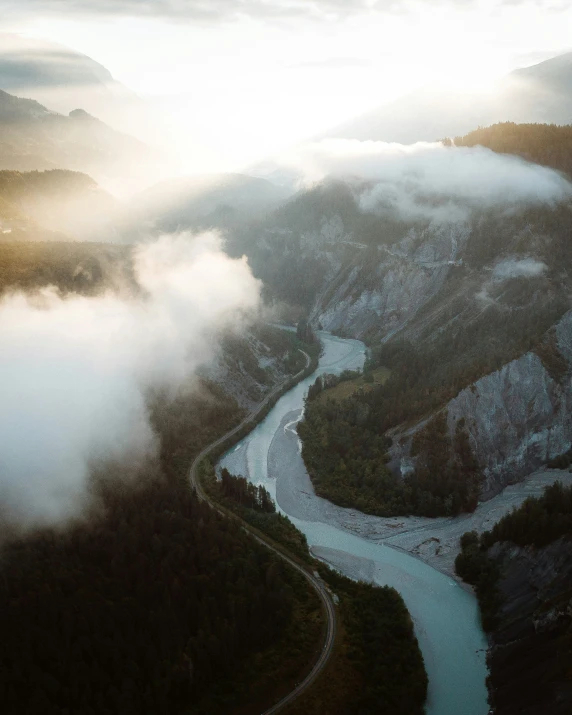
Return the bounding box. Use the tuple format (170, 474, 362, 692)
(282, 138, 572, 223)
(0, 232, 259, 530)
(4, 0, 561, 23)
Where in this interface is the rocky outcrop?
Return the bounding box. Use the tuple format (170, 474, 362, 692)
(486, 538, 572, 715)
(447, 350, 572, 497)
(230, 179, 572, 498)
(311, 223, 468, 339)
(200, 329, 296, 411)
(390, 311, 572, 497)
(230, 180, 571, 350)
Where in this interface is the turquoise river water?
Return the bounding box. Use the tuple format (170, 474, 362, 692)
(219, 333, 489, 715)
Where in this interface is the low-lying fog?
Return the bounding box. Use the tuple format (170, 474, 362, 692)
(0, 232, 260, 532)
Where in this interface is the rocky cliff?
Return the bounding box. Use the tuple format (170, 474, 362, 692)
(200, 328, 302, 411)
(228, 179, 572, 498)
(311, 222, 469, 340)
(389, 311, 572, 497)
(229, 181, 571, 352)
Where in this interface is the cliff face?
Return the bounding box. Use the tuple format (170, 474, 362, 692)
(229, 180, 572, 496)
(200, 329, 298, 411)
(486, 538, 572, 715)
(227, 181, 470, 336)
(390, 311, 572, 497)
(311, 223, 466, 340)
(231, 181, 571, 354)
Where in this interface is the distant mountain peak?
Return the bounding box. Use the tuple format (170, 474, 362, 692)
(0, 33, 151, 143)
(0, 87, 159, 192)
(325, 50, 572, 144)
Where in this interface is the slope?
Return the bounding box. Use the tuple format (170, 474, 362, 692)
(0, 169, 116, 239)
(327, 52, 572, 143)
(0, 88, 157, 192)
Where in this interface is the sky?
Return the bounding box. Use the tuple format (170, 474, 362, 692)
(3, 0, 572, 172)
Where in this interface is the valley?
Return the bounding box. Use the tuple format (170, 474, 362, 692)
(1, 18, 572, 714)
(219, 333, 488, 715)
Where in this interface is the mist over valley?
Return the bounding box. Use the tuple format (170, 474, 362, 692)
(1, 5, 572, 715)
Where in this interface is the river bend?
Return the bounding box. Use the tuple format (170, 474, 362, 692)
(219, 333, 488, 715)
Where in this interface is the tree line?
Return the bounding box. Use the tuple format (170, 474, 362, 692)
(0, 371, 315, 714)
(300, 368, 483, 517)
(204, 467, 428, 715)
(446, 122, 572, 178)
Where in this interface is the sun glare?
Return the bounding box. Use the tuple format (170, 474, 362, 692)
(9, 1, 572, 175)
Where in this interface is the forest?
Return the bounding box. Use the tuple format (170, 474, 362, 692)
(300, 384, 482, 517)
(447, 122, 572, 178)
(0, 378, 328, 715)
(0, 240, 134, 296)
(286, 566, 428, 715)
(0, 246, 326, 714)
(455, 482, 572, 714)
(204, 466, 311, 560)
(203, 467, 428, 715)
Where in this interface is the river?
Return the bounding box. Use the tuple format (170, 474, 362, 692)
(219, 332, 489, 715)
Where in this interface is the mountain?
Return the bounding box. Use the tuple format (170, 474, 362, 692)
(0, 169, 117, 240)
(121, 173, 292, 238)
(0, 240, 133, 295)
(328, 52, 572, 142)
(0, 88, 159, 193)
(221, 124, 572, 516)
(0, 34, 147, 139)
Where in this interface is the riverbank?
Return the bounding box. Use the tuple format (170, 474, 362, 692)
(196, 335, 427, 715)
(219, 332, 489, 715)
(267, 410, 572, 578)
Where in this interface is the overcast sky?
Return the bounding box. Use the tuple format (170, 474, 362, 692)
(4, 0, 572, 173)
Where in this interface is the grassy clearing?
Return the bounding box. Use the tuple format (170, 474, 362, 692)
(316, 366, 391, 403)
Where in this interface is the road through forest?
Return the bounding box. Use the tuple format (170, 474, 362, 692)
(189, 348, 338, 715)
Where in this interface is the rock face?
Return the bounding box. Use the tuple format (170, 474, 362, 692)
(486, 538, 572, 715)
(390, 311, 572, 497)
(200, 330, 297, 411)
(229, 180, 572, 495)
(311, 223, 466, 339)
(232, 181, 570, 348)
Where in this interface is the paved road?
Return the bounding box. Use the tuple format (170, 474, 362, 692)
(189, 349, 337, 715)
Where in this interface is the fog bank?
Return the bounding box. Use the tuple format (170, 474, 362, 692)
(0, 232, 260, 531)
(282, 139, 572, 223)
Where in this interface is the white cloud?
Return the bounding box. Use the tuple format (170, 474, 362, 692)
(282, 138, 572, 223)
(492, 257, 548, 280)
(3, 1, 566, 23)
(0, 232, 260, 531)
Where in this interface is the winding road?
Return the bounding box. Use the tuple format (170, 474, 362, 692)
(189, 349, 337, 715)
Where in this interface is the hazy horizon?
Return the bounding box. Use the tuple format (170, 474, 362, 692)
(2, 0, 572, 177)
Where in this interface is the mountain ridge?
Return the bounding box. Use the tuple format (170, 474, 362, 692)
(0, 87, 160, 193)
(327, 51, 572, 143)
